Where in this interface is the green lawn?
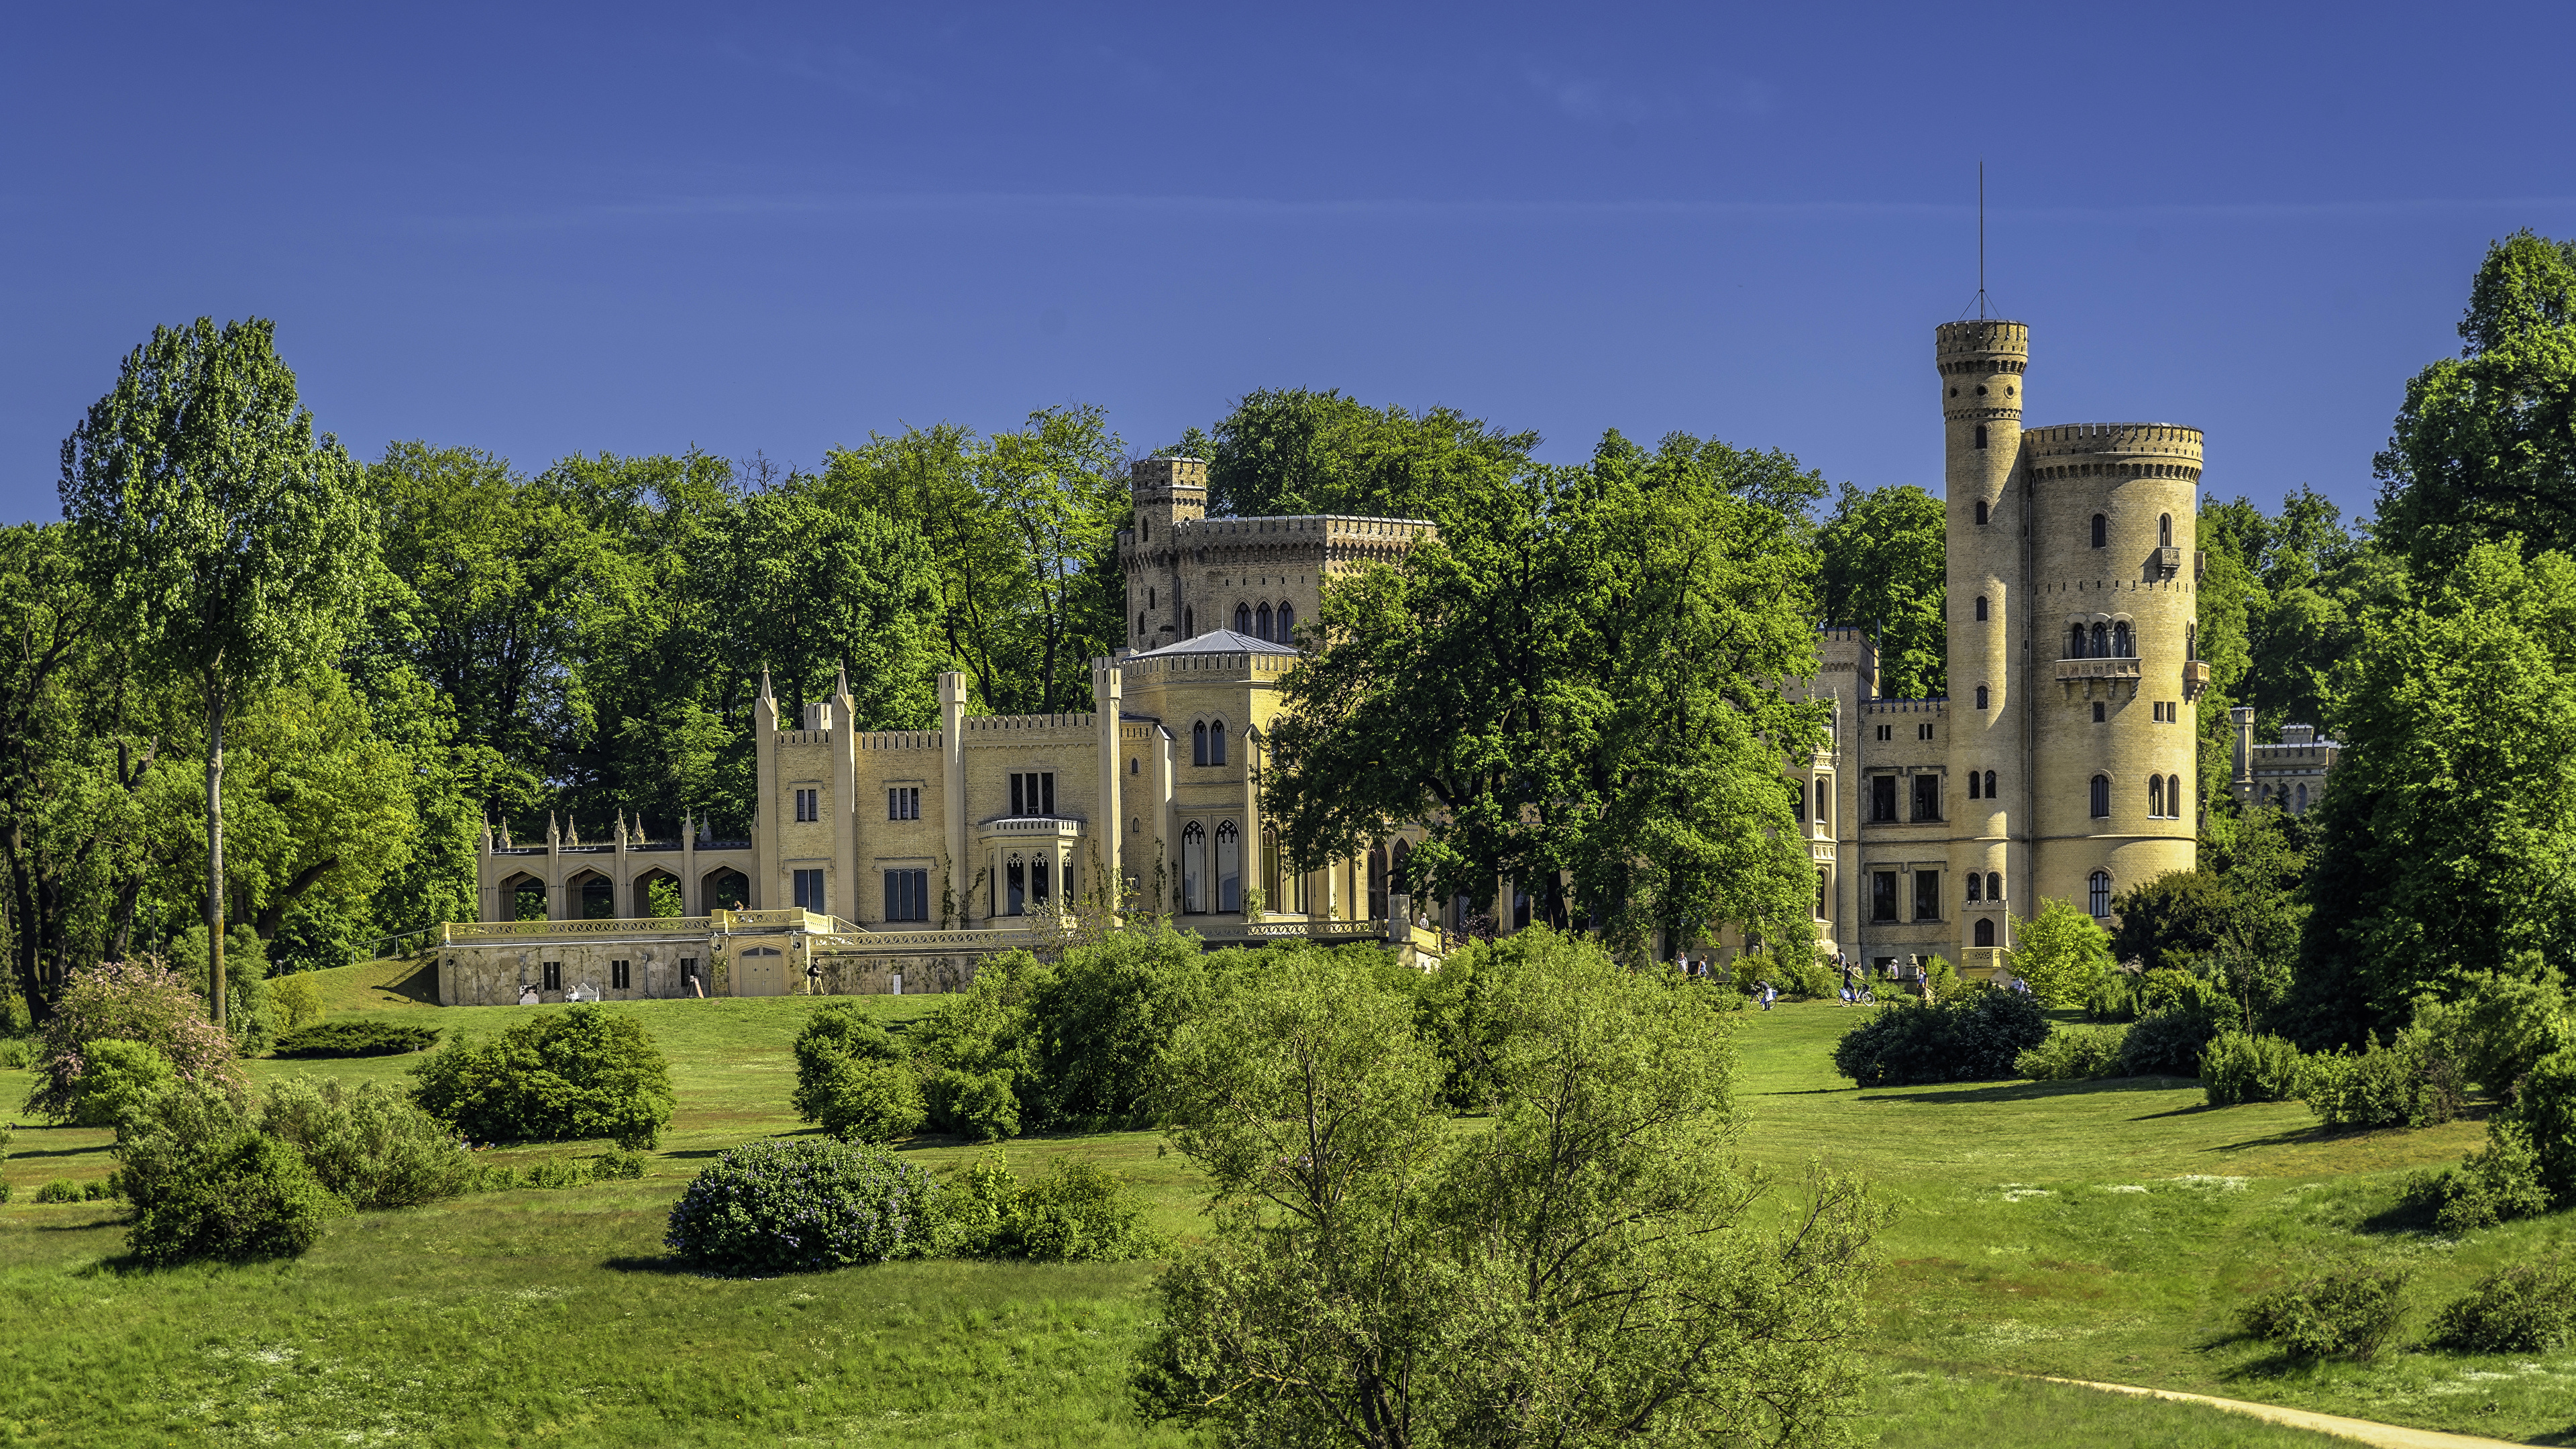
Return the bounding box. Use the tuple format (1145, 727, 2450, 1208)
(1, 973, 2568, 1446)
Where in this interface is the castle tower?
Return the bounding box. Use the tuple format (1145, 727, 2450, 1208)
(1125, 458, 1207, 651)
(2019, 419, 2202, 922)
(1939, 321, 2030, 959)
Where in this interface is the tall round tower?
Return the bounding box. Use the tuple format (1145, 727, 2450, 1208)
(2021, 422, 2201, 920)
(1938, 320, 2029, 961)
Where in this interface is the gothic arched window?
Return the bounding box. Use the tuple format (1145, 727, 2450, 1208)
(1235, 602, 1252, 633)
(2069, 625, 2087, 658)
(1191, 720, 1208, 767)
(1181, 823, 1207, 914)
(2114, 622, 2133, 657)
(1974, 918, 1996, 946)
(2090, 623, 2108, 657)
(2171, 775, 2184, 815)
(2150, 775, 2166, 817)
(1966, 872, 1982, 902)
(1256, 602, 1273, 640)
(2090, 774, 2111, 818)
(2159, 513, 2174, 547)
(2088, 869, 2112, 918)
(1277, 601, 1295, 639)
(1216, 822, 1241, 912)
(1209, 720, 1228, 766)
(1986, 871, 2001, 901)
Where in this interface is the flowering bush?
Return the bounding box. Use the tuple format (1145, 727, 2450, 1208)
(25, 959, 244, 1122)
(664, 1138, 938, 1273)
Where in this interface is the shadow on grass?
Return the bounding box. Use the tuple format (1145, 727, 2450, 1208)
(383, 959, 441, 1004)
(601, 1254, 698, 1275)
(1864, 1077, 2187, 1106)
(3, 1142, 119, 1161)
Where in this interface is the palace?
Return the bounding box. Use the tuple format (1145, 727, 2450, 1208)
(441, 317, 2264, 1002)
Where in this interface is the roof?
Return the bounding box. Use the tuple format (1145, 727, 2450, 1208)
(1126, 628, 1300, 660)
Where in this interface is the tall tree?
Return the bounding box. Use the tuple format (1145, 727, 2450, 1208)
(58, 319, 374, 1026)
(1817, 483, 1946, 700)
(1202, 388, 1538, 529)
(2376, 231, 2576, 572)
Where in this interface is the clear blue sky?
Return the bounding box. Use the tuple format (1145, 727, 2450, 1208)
(7, 2, 2573, 527)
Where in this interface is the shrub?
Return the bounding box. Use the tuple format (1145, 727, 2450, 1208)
(2417, 967, 2573, 1099)
(932, 1150, 1022, 1255)
(117, 1084, 341, 1266)
(2407, 1124, 2551, 1232)
(2008, 898, 2112, 1006)
(525, 1157, 591, 1189)
(593, 1146, 650, 1180)
(2202, 1032, 2308, 1107)
(2302, 1028, 2465, 1131)
(25, 959, 243, 1122)
(663, 1138, 939, 1273)
(270, 975, 324, 1033)
(0, 1183, 9, 1203)
(1831, 985, 2051, 1087)
(2121, 1009, 2224, 1078)
(2085, 970, 2148, 1022)
(1008, 1159, 1155, 1262)
(2015, 1026, 2129, 1081)
(0, 1037, 33, 1071)
(912, 952, 1049, 1137)
(1028, 924, 1214, 1128)
(927, 1068, 1022, 1142)
(34, 1179, 83, 1203)
(2498, 1046, 2576, 1205)
(2427, 1256, 2576, 1353)
(2237, 1265, 2410, 1360)
(273, 1020, 439, 1059)
(791, 1005, 925, 1142)
(260, 1077, 472, 1210)
(66, 1039, 179, 1129)
(411, 1004, 673, 1149)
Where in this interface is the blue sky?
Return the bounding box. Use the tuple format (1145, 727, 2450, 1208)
(5, 2, 2573, 527)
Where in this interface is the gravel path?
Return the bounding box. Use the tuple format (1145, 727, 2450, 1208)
(2039, 1377, 2538, 1449)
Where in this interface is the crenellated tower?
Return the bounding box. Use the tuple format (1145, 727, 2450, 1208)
(1938, 320, 2031, 959)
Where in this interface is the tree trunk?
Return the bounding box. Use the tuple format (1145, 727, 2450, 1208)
(205, 676, 227, 1028)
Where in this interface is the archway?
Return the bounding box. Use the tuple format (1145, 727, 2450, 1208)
(568, 870, 614, 920)
(702, 867, 749, 912)
(633, 867, 682, 918)
(500, 871, 547, 922)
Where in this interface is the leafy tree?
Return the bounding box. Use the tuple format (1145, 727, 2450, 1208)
(2377, 231, 2576, 572)
(1139, 930, 1881, 1447)
(690, 492, 942, 731)
(58, 319, 374, 1026)
(2008, 898, 2113, 1006)
(1819, 482, 1946, 700)
(2292, 541, 2576, 1044)
(1265, 435, 1828, 959)
(1200, 387, 1538, 529)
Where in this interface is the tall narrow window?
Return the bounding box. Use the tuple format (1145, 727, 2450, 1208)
(1234, 602, 1252, 633)
(2114, 622, 2133, 657)
(1192, 722, 1208, 767)
(1265, 826, 1281, 908)
(1184, 606, 1194, 637)
(1216, 822, 1240, 912)
(1792, 778, 1808, 820)
(1276, 601, 1295, 639)
(1136, 612, 1146, 637)
(2093, 700, 2107, 722)
(2150, 775, 2166, 817)
(543, 961, 561, 994)
(1987, 871, 2002, 901)
(1871, 871, 1898, 922)
(1006, 858, 1026, 915)
(2070, 625, 2087, 658)
(2159, 513, 2174, 547)
(1870, 775, 1898, 822)
(2091, 623, 2108, 657)
(2090, 774, 2110, 818)
(1816, 779, 1830, 822)
(1367, 846, 1389, 920)
(2088, 869, 2112, 918)
(1181, 823, 1206, 913)
(1031, 855, 1051, 906)
(2296, 782, 2308, 814)
(794, 868, 826, 914)
(1974, 499, 1989, 525)
(795, 788, 818, 822)
(1974, 424, 1988, 449)
(1966, 872, 1982, 902)
(1975, 684, 1990, 710)
(2171, 775, 2184, 816)
(2091, 513, 2108, 548)
(1912, 773, 1941, 822)
(611, 959, 630, 990)
(1974, 595, 1989, 621)
(1209, 720, 1228, 766)
(1256, 602, 1273, 640)
(1968, 771, 1981, 800)
(2188, 624, 2198, 659)
(1913, 870, 1941, 921)
(1983, 769, 1996, 798)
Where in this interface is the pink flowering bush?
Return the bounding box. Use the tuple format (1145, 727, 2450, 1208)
(25, 959, 245, 1122)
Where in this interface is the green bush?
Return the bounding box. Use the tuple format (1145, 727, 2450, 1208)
(2302, 1027, 2465, 1131)
(926, 1068, 1022, 1142)
(2201, 1031, 2308, 1106)
(2014, 1026, 2129, 1081)
(0, 1037, 34, 1071)
(2084, 971, 2149, 1023)
(791, 1004, 926, 1142)
(2427, 1256, 2576, 1352)
(169, 925, 278, 1057)
(26, 958, 244, 1121)
(66, 1039, 179, 1129)
(1030, 924, 1214, 1128)
(272, 1021, 440, 1059)
(2406, 1124, 2551, 1233)
(34, 1179, 83, 1203)
(410, 1004, 673, 1149)
(117, 1085, 341, 1266)
(592, 1146, 649, 1180)
(663, 1138, 938, 1273)
(2498, 1046, 2576, 1205)
(912, 952, 1049, 1136)
(270, 974, 324, 1033)
(260, 1077, 472, 1210)
(2237, 1265, 2410, 1360)
(933, 1150, 1155, 1262)
(2416, 967, 2573, 1099)
(1831, 985, 2051, 1087)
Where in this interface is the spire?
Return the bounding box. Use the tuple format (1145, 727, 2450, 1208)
(758, 665, 774, 702)
(547, 812, 560, 847)
(835, 661, 851, 699)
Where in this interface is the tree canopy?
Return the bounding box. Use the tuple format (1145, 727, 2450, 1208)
(1817, 483, 1946, 701)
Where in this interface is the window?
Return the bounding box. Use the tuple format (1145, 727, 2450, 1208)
(1136, 612, 1145, 637)
(1256, 602, 1273, 640)
(1277, 601, 1295, 639)
(1148, 587, 1156, 609)
(2113, 622, 2133, 657)
(2150, 775, 2166, 817)
(1871, 871, 1899, 922)
(2172, 775, 2186, 816)
(1974, 917, 1995, 947)
(1181, 822, 1207, 913)
(2159, 513, 2174, 547)
(2090, 774, 2110, 817)
(793, 868, 826, 914)
(1875, 724, 1892, 741)
(1912, 774, 1941, 822)
(1870, 775, 1898, 822)
(611, 959, 630, 990)
(1006, 857, 1026, 914)
(1975, 684, 1989, 710)
(794, 788, 818, 822)
(1966, 871, 1982, 902)
(1986, 871, 2001, 901)
(883, 869, 928, 922)
(1974, 499, 1989, 525)
(2093, 700, 2106, 723)
(1982, 769, 1996, 798)
(1816, 779, 1830, 822)
(1914, 870, 1941, 921)
(2091, 513, 2108, 548)
(1968, 771, 1980, 800)
(888, 786, 920, 820)
(2068, 624, 2086, 658)
(2090, 622, 2108, 657)
(1184, 606, 1194, 637)
(1010, 771, 1055, 817)
(1919, 721, 1935, 741)
(1974, 594, 1988, 621)
(1817, 872, 1829, 920)
(2088, 869, 2112, 918)
(543, 961, 561, 993)
(2188, 624, 2198, 659)
(1209, 720, 1228, 765)
(1974, 424, 1988, 450)
(1031, 854, 1051, 907)
(1234, 602, 1252, 633)
(1192, 721, 1208, 766)
(1130, 757, 1138, 775)
(1792, 779, 1807, 821)
(1217, 821, 1240, 912)
(2296, 782, 2308, 814)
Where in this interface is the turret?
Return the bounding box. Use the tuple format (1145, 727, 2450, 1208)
(1126, 458, 1207, 647)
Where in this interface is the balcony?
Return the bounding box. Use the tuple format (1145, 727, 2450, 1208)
(2183, 661, 2212, 698)
(2054, 657, 2141, 684)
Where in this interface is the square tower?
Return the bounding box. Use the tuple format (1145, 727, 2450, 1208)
(1126, 457, 1207, 649)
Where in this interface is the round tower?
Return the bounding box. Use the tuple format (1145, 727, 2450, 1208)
(2021, 422, 2202, 923)
(1937, 320, 2028, 961)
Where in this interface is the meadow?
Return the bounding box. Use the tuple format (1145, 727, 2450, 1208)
(1, 961, 2568, 1447)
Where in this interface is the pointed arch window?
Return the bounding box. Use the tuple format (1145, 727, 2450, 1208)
(2090, 623, 2108, 657)
(1235, 602, 1252, 633)
(2113, 622, 2133, 657)
(2150, 775, 2166, 817)
(1216, 822, 1241, 912)
(2172, 775, 2186, 817)
(1208, 720, 1228, 766)
(1986, 871, 2002, 901)
(2068, 625, 2087, 659)
(1181, 822, 1207, 914)
(2091, 513, 2108, 548)
(1974, 917, 1996, 947)
(1192, 720, 1209, 767)
(1256, 601, 1273, 640)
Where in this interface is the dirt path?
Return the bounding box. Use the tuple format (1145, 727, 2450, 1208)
(2040, 1377, 2538, 1449)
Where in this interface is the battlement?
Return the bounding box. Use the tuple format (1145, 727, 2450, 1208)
(1935, 319, 2029, 374)
(2025, 423, 2203, 460)
(857, 730, 943, 751)
(1130, 455, 1207, 496)
(960, 712, 1098, 736)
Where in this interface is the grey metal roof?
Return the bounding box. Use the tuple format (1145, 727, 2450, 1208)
(1128, 628, 1300, 659)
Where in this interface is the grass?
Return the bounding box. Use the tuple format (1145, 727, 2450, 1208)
(0, 971, 2568, 1445)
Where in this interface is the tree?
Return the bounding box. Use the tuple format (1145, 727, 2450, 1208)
(1138, 930, 1881, 1447)
(1262, 434, 1828, 959)
(1818, 483, 1946, 700)
(2292, 541, 2576, 1044)
(2377, 232, 2576, 573)
(58, 319, 375, 1027)
(1201, 388, 1538, 529)
(2008, 897, 2112, 1006)
(691, 492, 943, 730)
